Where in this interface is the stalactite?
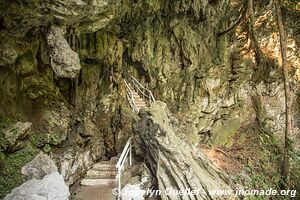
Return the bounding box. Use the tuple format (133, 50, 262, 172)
(93, 32, 97, 52)
(69, 33, 73, 50)
(80, 34, 84, 51)
(76, 35, 80, 52)
(70, 77, 78, 107)
(72, 32, 76, 51)
(86, 33, 91, 50)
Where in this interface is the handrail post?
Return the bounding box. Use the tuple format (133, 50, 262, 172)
(124, 76, 155, 112)
(124, 80, 138, 112)
(118, 168, 121, 199)
(116, 136, 133, 198)
(129, 143, 132, 166)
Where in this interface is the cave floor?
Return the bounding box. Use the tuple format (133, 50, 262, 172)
(73, 185, 116, 200)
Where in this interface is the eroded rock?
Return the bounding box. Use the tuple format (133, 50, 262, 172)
(46, 27, 81, 78)
(59, 149, 94, 185)
(4, 122, 32, 151)
(29, 107, 70, 147)
(21, 152, 58, 180)
(134, 102, 238, 200)
(4, 172, 70, 200)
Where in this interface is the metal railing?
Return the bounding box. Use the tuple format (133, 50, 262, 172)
(124, 76, 155, 112)
(116, 136, 133, 199)
(124, 79, 139, 112)
(130, 76, 155, 103)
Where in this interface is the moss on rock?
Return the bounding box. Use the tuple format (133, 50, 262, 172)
(0, 142, 38, 198)
(210, 117, 242, 147)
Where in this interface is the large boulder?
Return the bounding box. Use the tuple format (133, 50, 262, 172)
(46, 26, 81, 78)
(4, 172, 70, 200)
(21, 152, 58, 180)
(134, 102, 238, 200)
(59, 149, 94, 186)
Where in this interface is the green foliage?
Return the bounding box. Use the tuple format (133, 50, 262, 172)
(43, 144, 51, 153)
(0, 142, 37, 198)
(290, 149, 300, 198)
(236, 123, 283, 198)
(49, 133, 59, 145)
(0, 130, 8, 151)
(283, 0, 300, 14)
(29, 132, 47, 148)
(29, 132, 60, 148)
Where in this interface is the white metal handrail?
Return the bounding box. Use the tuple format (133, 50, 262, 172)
(130, 76, 155, 103)
(116, 136, 133, 198)
(124, 76, 155, 112)
(124, 79, 138, 112)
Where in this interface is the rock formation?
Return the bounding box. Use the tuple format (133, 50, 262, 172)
(4, 152, 69, 200)
(21, 152, 58, 180)
(0, 0, 300, 198)
(46, 26, 81, 78)
(3, 122, 32, 152)
(4, 172, 70, 200)
(134, 102, 237, 199)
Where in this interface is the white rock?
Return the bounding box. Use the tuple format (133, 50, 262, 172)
(21, 152, 58, 180)
(4, 172, 70, 200)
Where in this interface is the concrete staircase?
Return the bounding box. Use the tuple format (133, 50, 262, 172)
(132, 90, 147, 110)
(74, 156, 147, 200)
(81, 159, 117, 187)
(124, 76, 155, 112)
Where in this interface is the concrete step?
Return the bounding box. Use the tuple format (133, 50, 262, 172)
(92, 163, 116, 171)
(81, 178, 116, 186)
(133, 95, 140, 98)
(87, 169, 117, 178)
(134, 98, 145, 102)
(86, 173, 116, 179)
(135, 100, 146, 103)
(134, 99, 145, 102)
(135, 102, 146, 105)
(73, 185, 116, 200)
(136, 103, 147, 106)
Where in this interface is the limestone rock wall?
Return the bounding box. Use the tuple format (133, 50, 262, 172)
(0, 0, 300, 198)
(134, 102, 237, 199)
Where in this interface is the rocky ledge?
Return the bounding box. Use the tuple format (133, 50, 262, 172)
(134, 102, 238, 200)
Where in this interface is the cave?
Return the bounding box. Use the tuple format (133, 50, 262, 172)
(0, 0, 300, 200)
